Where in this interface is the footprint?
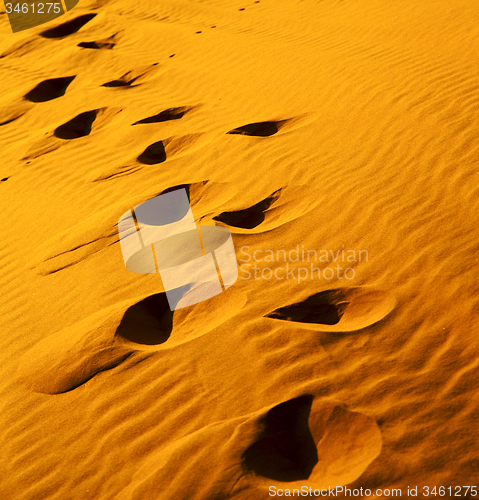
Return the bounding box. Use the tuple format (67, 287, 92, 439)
(117, 287, 247, 350)
(242, 395, 318, 481)
(208, 184, 327, 234)
(114, 394, 381, 498)
(227, 120, 289, 137)
(94, 134, 208, 181)
(115, 293, 173, 346)
(126, 134, 204, 169)
(137, 140, 167, 164)
(132, 106, 193, 125)
(18, 287, 246, 394)
(24, 76, 76, 103)
(104, 79, 133, 88)
(101, 63, 160, 88)
(77, 32, 118, 50)
(102, 78, 136, 88)
(1, 177, 9, 182)
(242, 395, 382, 487)
(213, 190, 281, 229)
(54, 109, 99, 139)
(40, 13, 97, 38)
(266, 287, 396, 332)
(78, 39, 115, 49)
(78, 41, 113, 49)
(23, 107, 122, 159)
(47, 107, 122, 143)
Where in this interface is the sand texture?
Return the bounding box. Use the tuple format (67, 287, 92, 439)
(1, 0, 479, 498)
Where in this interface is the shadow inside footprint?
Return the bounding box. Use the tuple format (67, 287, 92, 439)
(243, 395, 318, 481)
(116, 293, 173, 345)
(213, 190, 280, 229)
(132, 107, 191, 125)
(102, 72, 140, 88)
(24, 76, 76, 102)
(78, 40, 115, 49)
(267, 290, 347, 325)
(137, 141, 167, 164)
(227, 120, 287, 137)
(242, 396, 383, 486)
(266, 287, 396, 332)
(101, 63, 160, 88)
(54, 110, 98, 139)
(102, 78, 137, 87)
(40, 14, 97, 38)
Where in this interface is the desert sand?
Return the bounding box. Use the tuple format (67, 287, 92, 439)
(1, 0, 479, 498)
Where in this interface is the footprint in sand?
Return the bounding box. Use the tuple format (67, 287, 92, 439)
(17, 287, 246, 394)
(136, 140, 167, 164)
(40, 13, 97, 38)
(54, 109, 99, 139)
(210, 184, 324, 233)
(213, 190, 281, 229)
(227, 119, 289, 137)
(22, 107, 122, 160)
(96, 134, 206, 177)
(24, 76, 76, 102)
(77, 36, 117, 50)
(101, 63, 161, 88)
(265, 287, 396, 332)
(114, 394, 381, 499)
(242, 395, 382, 488)
(132, 106, 194, 125)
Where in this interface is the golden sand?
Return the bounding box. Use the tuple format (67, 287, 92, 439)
(1, 0, 479, 498)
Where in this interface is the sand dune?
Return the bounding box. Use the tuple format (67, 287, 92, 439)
(1, 0, 479, 498)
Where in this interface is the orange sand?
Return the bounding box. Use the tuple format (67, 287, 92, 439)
(1, 0, 479, 498)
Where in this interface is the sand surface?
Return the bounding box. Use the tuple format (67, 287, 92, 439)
(1, 0, 479, 498)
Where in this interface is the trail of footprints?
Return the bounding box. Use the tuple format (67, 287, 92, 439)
(12, 10, 296, 166)
(18, 181, 394, 489)
(12, 14, 392, 488)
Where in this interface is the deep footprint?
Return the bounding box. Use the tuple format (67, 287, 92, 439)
(115, 293, 173, 346)
(78, 40, 115, 49)
(24, 76, 76, 102)
(267, 290, 347, 325)
(227, 120, 288, 137)
(40, 14, 97, 38)
(213, 190, 281, 229)
(266, 287, 396, 332)
(102, 75, 138, 88)
(137, 141, 167, 164)
(54, 110, 99, 139)
(242, 395, 318, 481)
(132, 106, 192, 125)
(242, 396, 382, 486)
(102, 63, 160, 88)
